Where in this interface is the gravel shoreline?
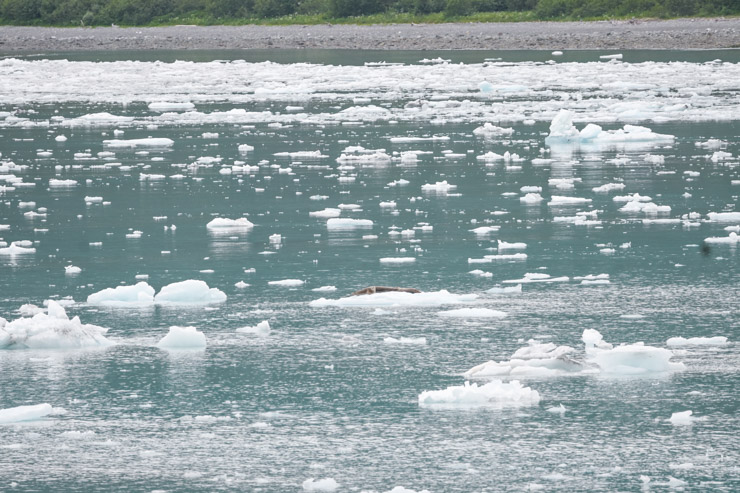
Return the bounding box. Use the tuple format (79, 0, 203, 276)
(1, 18, 739, 52)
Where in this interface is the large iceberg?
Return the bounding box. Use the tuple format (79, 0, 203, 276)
(418, 380, 540, 409)
(0, 300, 112, 350)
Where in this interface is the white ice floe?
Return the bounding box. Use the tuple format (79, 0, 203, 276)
(302, 478, 339, 492)
(383, 336, 427, 345)
(0, 242, 36, 255)
(64, 265, 82, 275)
(384, 487, 431, 493)
(666, 336, 728, 347)
(546, 110, 674, 145)
(156, 326, 206, 349)
(49, 178, 78, 187)
(326, 218, 373, 230)
(312, 286, 337, 292)
(418, 380, 540, 409)
(503, 273, 568, 284)
(470, 226, 500, 235)
(421, 181, 456, 193)
(703, 232, 739, 244)
(498, 240, 526, 250)
(487, 284, 522, 294)
(87, 282, 156, 306)
(583, 329, 684, 375)
(268, 279, 304, 287)
(707, 212, 740, 222)
(668, 410, 707, 426)
(103, 138, 174, 148)
(0, 403, 64, 424)
(206, 217, 254, 229)
(379, 257, 416, 264)
(473, 123, 514, 137)
(309, 208, 341, 218)
(466, 341, 580, 379)
(148, 102, 195, 112)
(520, 193, 543, 204)
(154, 280, 227, 304)
(236, 321, 271, 336)
(438, 308, 507, 318)
(592, 183, 626, 193)
(0, 300, 111, 350)
(548, 196, 592, 206)
(310, 290, 477, 308)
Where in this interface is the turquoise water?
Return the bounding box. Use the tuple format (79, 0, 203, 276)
(0, 50, 738, 492)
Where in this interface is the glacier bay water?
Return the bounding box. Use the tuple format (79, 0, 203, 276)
(0, 50, 738, 492)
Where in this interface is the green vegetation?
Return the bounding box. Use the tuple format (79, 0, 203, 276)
(0, 0, 737, 26)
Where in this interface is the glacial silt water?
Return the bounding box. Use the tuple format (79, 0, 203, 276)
(0, 50, 738, 492)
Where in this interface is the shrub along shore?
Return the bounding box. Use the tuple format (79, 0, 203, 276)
(0, 0, 737, 27)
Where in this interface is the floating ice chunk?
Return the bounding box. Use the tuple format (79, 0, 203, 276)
(551, 51, 563, 56)
(600, 54, 623, 60)
(465, 342, 579, 379)
(388, 179, 410, 187)
(55, 135, 67, 142)
(87, 282, 155, 305)
(486, 284, 522, 294)
(103, 138, 174, 148)
(421, 181, 456, 193)
(470, 226, 500, 235)
(312, 286, 337, 292)
(156, 326, 206, 349)
(0, 300, 111, 350)
(310, 290, 477, 308)
(438, 308, 507, 318)
(473, 123, 514, 138)
(666, 336, 728, 347)
(206, 217, 254, 229)
(310, 208, 341, 218)
(0, 403, 57, 424)
(235, 281, 249, 289)
(710, 151, 732, 162)
(155, 280, 227, 304)
(64, 265, 81, 275)
(583, 329, 684, 375)
(418, 380, 540, 409)
(707, 212, 740, 222)
(547, 404, 567, 414)
(703, 232, 740, 244)
(148, 102, 194, 112)
(592, 183, 625, 193)
(546, 110, 673, 144)
(62, 112, 134, 126)
(273, 150, 328, 159)
(668, 410, 706, 426)
(666, 477, 687, 488)
(236, 320, 271, 336)
(326, 218, 373, 230)
(469, 269, 492, 278)
(0, 242, 36, 255)
(237, 144, 254, 152)
(380, 257, 416, 264)
(498, 240, 526, 250)
(503, 273, 568, 284)
(268, 279, 304, 287)
(520, 193, 543, 204)
(548, 196, 592, 206)
(384, 336, 427, 345)
(520, 186, 541, 193)
(390, 136, 450, 143)
(49, 178, 78, 187)
(302, 478, 339, 492)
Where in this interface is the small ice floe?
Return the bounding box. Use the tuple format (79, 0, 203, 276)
(310, 290, 477, 308)
(236, 320, 270, 336)
(498, 240, 526, 250)
(147, 102, 195, 112)
(237, 143, 254, 152)
(600, 54, 623, 60)
(469, 269, 492, 278)
(470, 226, 499, 235)
(592, 182, 625, 193)
(312, 286, 337, 292)
(302, 478, 339, 492)
(502, 273, 568, 284)
(466, 341, 579, 379)
(0, 403, 64, 424)
(473, 123, 514, 138)
(547, 404, 567, 414)
(576, 274, 610, 285)
(668, 410, 707, 426)
(55, 135, 67, 142)
(546, 110, 673, 145)
(103, 138, 174, 148)
(274, 150, 328, 159)
(0, 242, 36, 255)
(707, 212, 740, 222)
(418, 380, 540, 409)
(64, 265, 82, 275)
(666, 336, 728, 347)
(703, 232, 739, 245)
(548, 196, 592, 206)
(268, 279, 304, 287)
(438, 308, 507, 318)
(383, 336, 427, 345)
(49, 178, 77, 187)
(583, 329, 684, 375)
(310, 208, 341, 218)
(206, 217, 254, 229)
(520, 193, 543, 204)
(552, 51, 563, 56)
(235, 281, 249, 289)
(487, 284, 522, 294)
(379, 257, 416, 264)
(0, 300, 111, 350)
(421, 181, 456, 193)
(156, 326, 206, 349)
(326, 218, 373, 230)
(87, 280, 226, 306)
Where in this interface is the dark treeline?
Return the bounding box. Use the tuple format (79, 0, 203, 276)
(1, 0, 737, 25)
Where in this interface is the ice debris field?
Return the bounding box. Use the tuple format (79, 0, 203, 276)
(0, 50, 738, 492)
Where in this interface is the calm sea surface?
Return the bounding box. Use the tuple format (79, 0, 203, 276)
(0, 50, 738, 492)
